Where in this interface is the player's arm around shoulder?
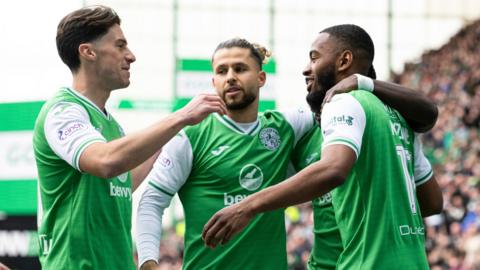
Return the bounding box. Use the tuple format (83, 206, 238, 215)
(323, 74, 438, 133)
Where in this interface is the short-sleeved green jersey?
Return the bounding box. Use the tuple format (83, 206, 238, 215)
(291, 125, 342, 270)
(140, 109, 313, 269)
(33, 88, 134, 270)
(321, 91, 430, 270)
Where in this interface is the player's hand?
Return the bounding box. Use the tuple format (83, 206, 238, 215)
(0, 262, 11, 270)
(140, 260, 161, 270)
(176, 94, 227, 125)
(202, 202, 254, 248)
(322, 74, 359, 108)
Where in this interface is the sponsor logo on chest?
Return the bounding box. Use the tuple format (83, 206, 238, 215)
(224, 193, 247, 206)
(110, 182, 132, 200)
(239, 164, 263, 191)
(222, 164, 265, 206)
(314, 192, 332, 206)
(109, 174, 131, 200)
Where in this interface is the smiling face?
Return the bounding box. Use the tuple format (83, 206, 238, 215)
(211, 47, 266, 110)
(91, 24, 136, 90)
(303, 33, 339, 113)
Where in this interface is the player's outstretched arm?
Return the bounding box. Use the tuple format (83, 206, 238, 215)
(202, 144, 356, 248)
(322, 74, 438, 133)
(79, 94, 226, 179)
(416, 176, 443, 217)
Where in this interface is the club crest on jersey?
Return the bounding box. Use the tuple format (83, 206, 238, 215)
(259, 127, 281, 150)
(57, 122, 85, 141)
(239, 164, 263, 191)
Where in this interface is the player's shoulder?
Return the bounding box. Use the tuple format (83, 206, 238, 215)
(40, 88, 83, 113)
(326, 92, 361, 109)
(326, 91, 378, 114)
(331, 91, 372, 102)
(264, 107, 312, 121)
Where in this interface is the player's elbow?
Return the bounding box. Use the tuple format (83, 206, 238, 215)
(420, 194, 444, 217)
(85, 157, 126, 179)
(79, 143, 128, 179)
(99, 160, 126, 179)
(429, 196, 444, 216)
(324, 165, 348, 188)
(414, 104, 439, 133)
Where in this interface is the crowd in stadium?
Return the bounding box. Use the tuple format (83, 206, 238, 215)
(145, 19, 480, 270)
(393, 19, 480, 270)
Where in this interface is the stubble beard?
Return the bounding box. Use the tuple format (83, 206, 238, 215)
(224, 91, 257, 110)
(306, 66, 337, 114)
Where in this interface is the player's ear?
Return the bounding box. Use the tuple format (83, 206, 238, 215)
(257, 71, 266, 87)
(78, 43, 96, 62)
(337, 50, 353, 72)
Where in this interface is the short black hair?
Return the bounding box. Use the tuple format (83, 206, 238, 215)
(56, 5, 120, 72)
(212, 38, 270, 70)
(321, 24, 376, 79)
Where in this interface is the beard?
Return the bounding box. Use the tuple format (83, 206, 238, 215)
(306, 65, 337, 114)
(224, 91, 257, 110)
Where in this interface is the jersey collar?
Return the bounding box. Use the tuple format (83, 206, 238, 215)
(214, 114, 261, 136)
(62, 87, 112, 120)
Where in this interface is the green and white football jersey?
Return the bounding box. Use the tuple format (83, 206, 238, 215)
(33, 87, 134, 270)
(290, 125, 342, 270)
(320, 91, 433, 270)
(136, 109, 313, 269)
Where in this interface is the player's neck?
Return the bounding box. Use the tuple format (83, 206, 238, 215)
(226, 102, 258, 123)
(72, 71, 111, 111)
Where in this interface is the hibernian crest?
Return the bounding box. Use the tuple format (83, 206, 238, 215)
(259, 127, 281, 150)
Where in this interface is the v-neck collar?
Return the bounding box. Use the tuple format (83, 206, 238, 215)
(214, 114, 261, 136)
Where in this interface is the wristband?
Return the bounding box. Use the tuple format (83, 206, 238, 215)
(355, 74, 374, 93)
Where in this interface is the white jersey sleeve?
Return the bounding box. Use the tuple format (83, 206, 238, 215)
(136, 130, 193, 266)
(320, 94, 366, 158)
(44, 102, 106, 171)
(413, 134, 433, 186)
(280, 107, 314, 145)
